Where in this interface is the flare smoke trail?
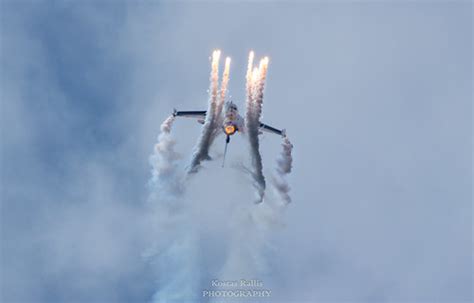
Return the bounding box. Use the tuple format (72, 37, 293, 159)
(148, 115, 200, 303)
(212, 57, 231, 141)
(215, 57, 231, 125)
(149, 115, 183, 197)
(253, 57, 269, 120)
(272, 136, 294, 204)
(245, 51, 254, 111)
(216, 139, 292, 303)
(189, 50, 221, 172)
(245, 52, 269, 202)
(218, 135, 293, 302)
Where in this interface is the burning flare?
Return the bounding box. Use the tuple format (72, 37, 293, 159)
(190, 50, 234, 173)
(214, 56, 231, 130)
(245, 51, 270, 203)
(189, 50, 221, 172)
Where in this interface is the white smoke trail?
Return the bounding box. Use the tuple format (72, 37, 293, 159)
(149, 115, 183, 198)
(214, 205, 272, 291)
(245, 53, 268, 203)
(245, 51, 254, 115)
(214, 57, 231, 131)
(214, 55, 292, 299)
(150, 227, 201, 303)
(271, 135, 293, 204)
(189, 50, 221, 173)
(147, 116, 201, 303)
(253, 57, 269, 122)
(216, 138, 293, 303)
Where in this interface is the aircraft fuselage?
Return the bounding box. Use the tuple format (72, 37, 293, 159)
(222, 101, 244, 137)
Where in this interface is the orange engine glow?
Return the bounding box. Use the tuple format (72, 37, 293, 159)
(224, 125, 236, 135)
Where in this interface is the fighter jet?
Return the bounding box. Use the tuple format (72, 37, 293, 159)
(173, 100, 285, 166)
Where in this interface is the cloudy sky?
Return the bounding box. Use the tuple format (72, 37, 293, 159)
(1, 1, 472, 303)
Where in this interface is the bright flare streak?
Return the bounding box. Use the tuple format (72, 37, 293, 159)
(246, 51, 255, 97)
(221, 57, 231, 97)
(252, 56, 269, 127)
(210, 49, 221, 116)
(189, 50, 221, 172)
(246, 51, 255, 82)
(258, 57, 269, 89)
(246, 51, 256, 124)
(223, 57, 231, 87)
(258, 58, 264, 73)
(211, 50, 221, 93)
(252, 67, 260, 84)
(244, 52, 270, 203)
(212, 49, 221, 66)
(258, 57, 269, 80)
(225, 57, 231, 70)
(215, 56, 231, 122)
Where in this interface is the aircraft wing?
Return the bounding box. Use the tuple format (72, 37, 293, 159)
(259, 122, 286, 137)
(173, 109, 206, 118)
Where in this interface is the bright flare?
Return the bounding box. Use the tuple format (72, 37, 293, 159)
(252, 67, 259, 84)
(225, 57, 231, 70)
(212, 49, 221, 64)
(258, 57, 269, 80)
(215, 56, 231, 123)
(246, 51, 255, 82)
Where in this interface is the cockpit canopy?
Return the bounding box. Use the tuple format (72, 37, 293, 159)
(225, 101, 238, 112)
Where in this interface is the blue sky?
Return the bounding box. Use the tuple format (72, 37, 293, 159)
(1, 2, 472, 302)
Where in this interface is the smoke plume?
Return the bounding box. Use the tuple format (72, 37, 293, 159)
(149, 115, 183, 197)
(213, 57, 231, 140)
(245, 52, 269, 203)
(189, 50, 222, 173)
(147, 115, 200, 303)
(271, 135, 294, 204)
